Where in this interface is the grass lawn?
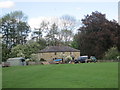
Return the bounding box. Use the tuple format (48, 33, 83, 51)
(0, 66, 2, 89)
(2, 62, 118, 88)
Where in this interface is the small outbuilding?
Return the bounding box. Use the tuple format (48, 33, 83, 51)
(7, 57, 26, 66)
(37, 46, 80, 61)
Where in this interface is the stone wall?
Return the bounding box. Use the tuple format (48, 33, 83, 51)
(37, 52, 80, 61)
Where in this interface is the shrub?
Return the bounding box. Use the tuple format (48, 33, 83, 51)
(40, 58, 46, 61)
(30, 54, 39, 62)
(65, 56, 72, 63)
(103, 47, 120, 60)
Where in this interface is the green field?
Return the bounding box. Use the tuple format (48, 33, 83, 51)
(0, 66, 2, 89)
(2, 62, 118, 88)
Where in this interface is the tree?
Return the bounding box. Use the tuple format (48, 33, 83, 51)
(31, 15, 77, 46)
(70, 35, 79, 49)
(1, 11, 30, 61)
(1, 11, 30, 49)
(45, 23, 59, 46)
(59, 15, 76, 45)
(30, 54, 39, 62)
(2, 43, 11, 61)
(60, 15, 76, 30)
(59, 29, 73, 45)
(103, 47, 120, 60)
(32, 21, 49, 41)
(75, 11, 120, 58)
(10, 44, 25, 58)
(11, 39, 46, 59)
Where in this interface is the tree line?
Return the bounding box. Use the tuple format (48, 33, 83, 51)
(1, 11, 77, 61)
(1, 11, 120, 61)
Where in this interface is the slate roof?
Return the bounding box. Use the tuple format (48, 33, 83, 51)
(39, 46, 80, 53)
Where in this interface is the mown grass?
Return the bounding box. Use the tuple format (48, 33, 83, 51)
(0, 66, 2, 89)
(2, 62, 118, 88)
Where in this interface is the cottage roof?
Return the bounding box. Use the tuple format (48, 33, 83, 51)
(39, 46, 80, 53)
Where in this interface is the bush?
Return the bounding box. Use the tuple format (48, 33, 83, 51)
(65, 56, 72, 63)
(30, 54, 39, 62)
(103, 47, 120, 60)
(40, 58, 46, 61)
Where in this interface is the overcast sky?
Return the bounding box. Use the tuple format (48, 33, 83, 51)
(0, 0, 119, 30)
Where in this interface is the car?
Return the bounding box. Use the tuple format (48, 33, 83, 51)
(77, 56, 88, 63)
(90, 56, 97, 62)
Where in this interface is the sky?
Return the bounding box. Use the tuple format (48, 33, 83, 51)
(0, 0, 119, 37)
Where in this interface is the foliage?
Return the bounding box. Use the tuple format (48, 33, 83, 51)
(60, 15, 76, 30)
(59, 29, 73, 45)
(3, 63, 118, 88)
(45, 23, 59, 46)
(30, 54, 39, 62)
(1, 11, 30, 48)
(74, 11, 120, 58)
(2, 43, 11, 61)
(70, 36, 79, 49)
(59, 15, 76, 45)
(40, 58, 46, 61)
(32, 21, 48, 41)
(1, 11, 30, 61)
(65, 55, 72, 63)
(11, 40, 46, 59)
(103, 47, 120, 60)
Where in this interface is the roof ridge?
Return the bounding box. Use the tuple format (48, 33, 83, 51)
(39, 46, 80, 53)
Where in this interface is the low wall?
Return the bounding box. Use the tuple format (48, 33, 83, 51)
(97, 60, 120, 62)
(28, 61, 49, 65)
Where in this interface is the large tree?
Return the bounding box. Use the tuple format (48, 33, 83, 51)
(75, 11, 120, 58)
(32, 21, 49, 42)
(59, 29, 73, 45)
(45, 23, 59, 46)
(1, 11, 30, 49)
(59, 15, 76, 45)
(1, 11, 30, 61)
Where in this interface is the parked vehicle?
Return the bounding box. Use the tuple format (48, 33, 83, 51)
(77, 56, 88, 63)
(77, 56, 97, 63)
(7, 57, 26, 66)
(90, 56, 97, 62)
(2, 62, 10, 67)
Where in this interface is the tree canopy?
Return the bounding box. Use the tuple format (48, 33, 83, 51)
(1, 11, 30, 48)
(1, 11, 30, 61)
(74, 11, 120, 58)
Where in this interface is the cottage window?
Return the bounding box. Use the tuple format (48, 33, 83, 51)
(55, 52, 57, 55)
(70, 52, 72, 54)
(63, 52, 65, 54)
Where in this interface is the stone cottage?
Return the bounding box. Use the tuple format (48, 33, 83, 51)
(37, 46, 80, 61)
